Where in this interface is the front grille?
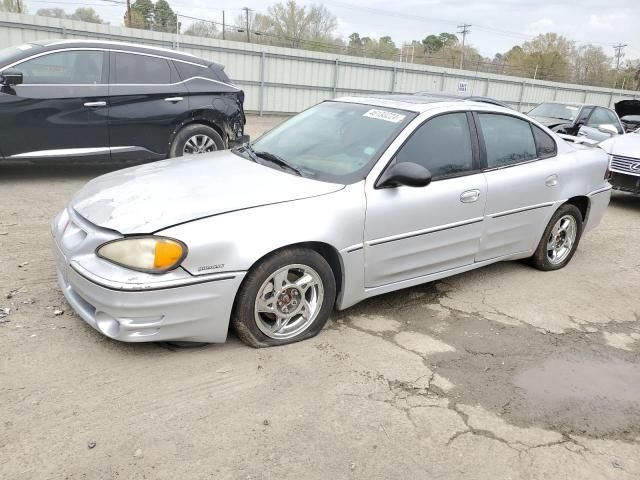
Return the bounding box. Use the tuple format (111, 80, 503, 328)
(611, 155, 640, 176)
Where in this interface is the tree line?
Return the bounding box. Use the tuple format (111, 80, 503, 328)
(5, 0, 639, 90)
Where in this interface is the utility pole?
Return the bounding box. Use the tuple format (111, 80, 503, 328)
(222, 10, 226, 40)
(613, 43, 627, 70)
(126, 0, 132, 27)
(613, 43, 627, 88)
(457, 23, 471, 70)
(242, 7, 251, 43)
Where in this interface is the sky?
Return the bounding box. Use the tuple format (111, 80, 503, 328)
(25, 0, 640, 60)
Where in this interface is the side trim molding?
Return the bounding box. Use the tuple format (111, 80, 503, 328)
(367, 217, 484, 247)
(489, 202, 554, 219)
(10, 146, 135, 159)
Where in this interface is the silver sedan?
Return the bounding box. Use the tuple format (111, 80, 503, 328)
(53, 95, 612, 347)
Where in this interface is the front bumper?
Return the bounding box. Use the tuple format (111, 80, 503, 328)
(53, 211, 245, 343)
(609, 172, 640, 194)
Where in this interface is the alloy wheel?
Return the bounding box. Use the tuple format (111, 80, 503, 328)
(546, 214, 577, 265)
(183, 134, 218, 155)
(254, 264, 324, 340)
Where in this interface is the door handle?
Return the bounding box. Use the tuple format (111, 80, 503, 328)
(545, 174, 558, 187)
(577, 131, 588, 137)
(460, 189, 481, 203)
(164, 97, 184, 103)
(83, 101, 106, 108)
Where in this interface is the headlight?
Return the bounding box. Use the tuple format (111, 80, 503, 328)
(96, 236, 187, 273)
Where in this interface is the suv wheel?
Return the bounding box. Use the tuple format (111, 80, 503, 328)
(170, 124, 224, 157)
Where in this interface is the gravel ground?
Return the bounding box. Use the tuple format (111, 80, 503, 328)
(1, 114, 639, 479)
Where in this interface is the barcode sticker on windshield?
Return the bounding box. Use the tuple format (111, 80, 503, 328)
(363, 109, 406, 123)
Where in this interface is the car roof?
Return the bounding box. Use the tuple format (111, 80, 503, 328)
(334, 94, 514, 114)
(537, 101, 588, 107)
(414, 91, 513, 109)
(29, 39, 216, 67)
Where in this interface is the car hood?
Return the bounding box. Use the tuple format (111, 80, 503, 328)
(598, 133, 640, 158)
(530, 116, 570, 128)
(72, 151, 344, 234)
(615, 99, 640, 119)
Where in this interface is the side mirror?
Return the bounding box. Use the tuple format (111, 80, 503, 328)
(0, 69, 23, 86)
(377, 162, 432, 188)
(597, 124, 618, 136)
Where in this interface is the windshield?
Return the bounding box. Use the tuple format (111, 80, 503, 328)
(0, 43, 40, 67)
(529, 103, 581, 121)
(245, 101, 415, 183)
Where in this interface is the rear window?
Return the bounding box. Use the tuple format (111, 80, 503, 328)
(532, 125, 557, 159)
(478, 113, 537, 168)
(113, 52, 172, 84)
(174, 61, 206, 81)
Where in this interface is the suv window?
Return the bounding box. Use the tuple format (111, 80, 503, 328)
(174, 61, 206, 81)
(395, 112, 474, 178)
(16, 50, 104, 84)
(478, 113, 537, 168)
(114, 52, 171, 84)
(531, 125, 557, 159)
(588, 107, 622, 133)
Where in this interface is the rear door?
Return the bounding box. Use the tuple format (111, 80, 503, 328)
(475, 112, 563, 261)
(364, 111, 487, 288)
(0, 49, 109, 161)
(107, 51, 190, 161)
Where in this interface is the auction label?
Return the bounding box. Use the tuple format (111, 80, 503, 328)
(363, 109, 406, 123)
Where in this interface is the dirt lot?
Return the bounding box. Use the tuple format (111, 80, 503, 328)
(1, 114, 640, 479)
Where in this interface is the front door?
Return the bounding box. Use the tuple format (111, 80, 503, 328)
(107, 51, 190, 161)
(578, 107, 624, 142)
(0, 49, 109, 161)
(364, 111, 487, 288)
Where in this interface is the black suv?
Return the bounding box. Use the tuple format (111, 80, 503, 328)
(0, 40, 247, 162)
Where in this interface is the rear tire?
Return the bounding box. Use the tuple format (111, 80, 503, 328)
(530, 204, 583, 271)
(231, 248, 336, 348)
(169, 124, 225, 158)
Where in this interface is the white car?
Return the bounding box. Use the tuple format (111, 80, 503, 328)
(599, 128, 640, 194)
(53, 95, 612, 347)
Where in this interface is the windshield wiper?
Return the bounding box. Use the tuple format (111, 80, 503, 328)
(232, 145, 259, 163)
(253, 149, 302, 176)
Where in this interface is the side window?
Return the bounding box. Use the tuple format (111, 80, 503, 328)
(602, 109, 623, 134)
(587, 108, 614, 128)
(114, 53, 171, 84)
(532, 125, 557, 159)
(16, 50, 104, 84)
(174, 61, 206, 81)
(478, 113, 537, 168)
(576, 106, 593, 125)
(395, 113, 474, 178)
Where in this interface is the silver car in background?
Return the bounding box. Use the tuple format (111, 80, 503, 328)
(53, 95, 611, 347)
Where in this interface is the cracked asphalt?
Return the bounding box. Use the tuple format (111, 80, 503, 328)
(1, 115, 639, 479)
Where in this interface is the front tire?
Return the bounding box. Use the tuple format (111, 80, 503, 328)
(169, 124, 225, 158)
(530, 204, 583, 271)
(231, 248, 336, 348)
